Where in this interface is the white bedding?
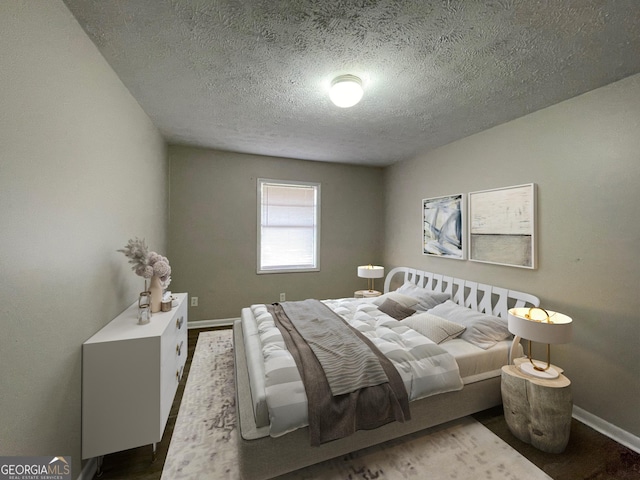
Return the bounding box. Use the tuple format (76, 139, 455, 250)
(242, 297, 523, 439)
(246, 297, 468, 438)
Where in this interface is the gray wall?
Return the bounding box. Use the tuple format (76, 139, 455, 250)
(0, 2, 167, 473)
(384, 73, 640, 437)
(168, 146, 384, 320)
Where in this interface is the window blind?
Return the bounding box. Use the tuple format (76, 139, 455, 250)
(258, 179, 320, 273)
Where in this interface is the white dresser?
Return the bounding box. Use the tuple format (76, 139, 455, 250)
(82, 293, 188, 459)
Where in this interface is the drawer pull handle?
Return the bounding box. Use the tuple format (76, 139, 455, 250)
(176, 340, 184, 356)
(176, 316, 184, 329)
(176, 369, 180, 382)
(176, 365, 184, 382)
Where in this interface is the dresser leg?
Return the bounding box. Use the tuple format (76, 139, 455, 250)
(152, 442, 157, 463)
(96, 456, 104, 477)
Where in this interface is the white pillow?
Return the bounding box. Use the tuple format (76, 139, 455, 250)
(396, 282, 451, 311)
(400, 312, 466, 344)
(427, 300, 510, 349)
(371, 291, 419, 309)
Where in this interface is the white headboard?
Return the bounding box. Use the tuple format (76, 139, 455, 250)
(383, 267, 539, 319)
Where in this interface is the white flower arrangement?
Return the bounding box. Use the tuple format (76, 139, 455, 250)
(118, 237, 172, 288)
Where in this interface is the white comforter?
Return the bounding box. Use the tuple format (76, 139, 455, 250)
(249, 298, 463, 437)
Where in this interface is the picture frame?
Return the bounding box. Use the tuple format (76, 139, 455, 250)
(422, 194, 465, 260)
(468, 183, 536, 269)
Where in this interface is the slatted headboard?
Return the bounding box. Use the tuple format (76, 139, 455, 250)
(383, 267, 540, 318)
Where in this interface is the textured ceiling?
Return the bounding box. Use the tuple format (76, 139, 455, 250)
(63, 0, 640, 166)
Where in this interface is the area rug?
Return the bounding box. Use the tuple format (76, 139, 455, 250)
(162, 330, 552, 480)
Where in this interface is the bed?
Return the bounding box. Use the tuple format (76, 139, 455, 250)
(233, 266, 540, 479)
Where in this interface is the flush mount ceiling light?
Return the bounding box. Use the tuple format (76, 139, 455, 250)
(329, 74, 364, 108)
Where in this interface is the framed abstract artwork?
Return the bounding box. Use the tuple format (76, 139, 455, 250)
(422, 194, 465, 260)
(468, 183, 536, 269)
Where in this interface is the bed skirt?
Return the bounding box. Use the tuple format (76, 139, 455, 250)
(233, 320, 503, 480)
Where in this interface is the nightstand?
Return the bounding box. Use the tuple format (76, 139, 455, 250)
(354, 290, 382, 298)
(501, 358, 572, 453)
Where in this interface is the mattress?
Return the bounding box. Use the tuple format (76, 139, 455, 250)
(439, 337, 521, 384)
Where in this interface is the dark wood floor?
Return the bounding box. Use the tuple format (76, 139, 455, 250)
(95, 327, 640, 480)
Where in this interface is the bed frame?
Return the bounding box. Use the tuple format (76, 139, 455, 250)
(233, 267, 539, 480)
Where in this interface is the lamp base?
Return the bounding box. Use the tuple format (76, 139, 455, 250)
(354, 289, 381, 298)
(519, 360, 560, 379)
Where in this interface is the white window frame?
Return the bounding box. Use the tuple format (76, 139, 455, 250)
(257, 178, 321, 274)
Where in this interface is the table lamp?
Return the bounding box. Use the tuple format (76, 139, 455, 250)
(357, 265, 384, 294)
(508, 307, 573, 379)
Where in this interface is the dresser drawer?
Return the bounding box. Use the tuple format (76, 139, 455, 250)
(160, 300, 188, 425)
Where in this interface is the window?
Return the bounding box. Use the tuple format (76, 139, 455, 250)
(258, 179, 320, 273)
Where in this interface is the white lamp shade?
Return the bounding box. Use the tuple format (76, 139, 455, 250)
(357, 265, 384, 279)
(508, 307, 572, 344)
(330, 75, 364, 108)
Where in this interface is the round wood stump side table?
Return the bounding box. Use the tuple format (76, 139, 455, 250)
(501, 358, 572, 453)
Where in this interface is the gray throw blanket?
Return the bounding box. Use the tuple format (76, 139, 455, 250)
(282, 299, 389, 396)
(268, 300, 410, 446)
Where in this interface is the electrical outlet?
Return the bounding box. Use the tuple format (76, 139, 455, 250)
(191, 296, 198, 307)
(279, 293, 286, 302)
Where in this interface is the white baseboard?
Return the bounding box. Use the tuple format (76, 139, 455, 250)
(188, 317, 238, 329)
(77, 457, 97, 480)
(573, 405, 640, 454)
